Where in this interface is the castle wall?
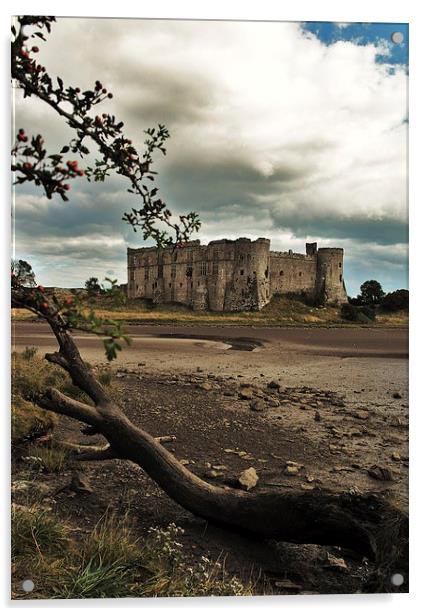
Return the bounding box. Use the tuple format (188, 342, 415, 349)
(269, 251, 317, 298)
(127, 238, 347, 311)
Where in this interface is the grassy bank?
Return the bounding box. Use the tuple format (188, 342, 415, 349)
(12, 294, 408, 328)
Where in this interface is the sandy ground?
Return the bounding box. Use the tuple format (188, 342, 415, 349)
(12, 322, 409, 594)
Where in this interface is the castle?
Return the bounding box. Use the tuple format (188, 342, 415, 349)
(127, 238, 347, 312)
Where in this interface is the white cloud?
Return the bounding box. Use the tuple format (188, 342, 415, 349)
(13, 18, 408, 292)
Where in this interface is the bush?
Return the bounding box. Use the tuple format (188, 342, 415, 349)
(21, 346, 38, 360)
(382, 289, 409, 312)
(341, 303, 375, 323)
(12, 396, 56, 446)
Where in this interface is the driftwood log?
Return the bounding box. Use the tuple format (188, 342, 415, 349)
(34, 317, 407, 567)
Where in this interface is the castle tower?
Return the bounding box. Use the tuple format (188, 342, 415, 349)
(315, 248, 347, 304)
(223, 238, 271, 311)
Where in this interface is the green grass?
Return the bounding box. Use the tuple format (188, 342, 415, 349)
(11, 508, 254, 599)
(23, 444, 71, 474)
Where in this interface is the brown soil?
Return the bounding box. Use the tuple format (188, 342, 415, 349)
(12, 365, 409, 595)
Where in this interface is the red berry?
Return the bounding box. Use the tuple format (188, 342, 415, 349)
(77, 170, 84, 176)
(23, 162, 33, 170)
(64, 297, 73, 305)
(37, 285, 45, 292)
(41, 302, 49, 310)
(63, 184, 70, 191)
(32, 46, 39, 52)
(18, 128, 25, 135)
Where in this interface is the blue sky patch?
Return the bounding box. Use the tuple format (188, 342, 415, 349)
(301, 22, 409, 67)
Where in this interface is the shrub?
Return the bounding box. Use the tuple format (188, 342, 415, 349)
(12, 396, 56, 446)
(341, 303, 375, 323)
(21, 346, 38, 360)
(382, 289, 409, 312)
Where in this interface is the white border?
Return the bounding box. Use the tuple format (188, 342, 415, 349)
(2, 1, 425, 614)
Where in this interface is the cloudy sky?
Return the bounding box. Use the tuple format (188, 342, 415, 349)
(12, 18, 408, 295)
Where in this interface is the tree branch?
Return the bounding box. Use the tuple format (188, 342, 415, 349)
(38, 387, 101, 426)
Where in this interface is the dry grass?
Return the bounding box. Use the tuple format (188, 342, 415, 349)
(11, 507, 254, 599)
(12, 294, 408, 327)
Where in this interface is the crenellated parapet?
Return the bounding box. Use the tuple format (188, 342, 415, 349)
(127, 237, 347, 311)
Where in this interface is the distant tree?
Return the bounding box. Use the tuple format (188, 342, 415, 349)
(382, 289, 409, 312)
(11, 259, 36, 288)
(85, 276, 102, 295)
(358, 280, 385, 305)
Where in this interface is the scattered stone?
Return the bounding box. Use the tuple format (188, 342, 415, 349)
(324, 553, 348, 571)
(238, 467, 259, 491)
(250, 399, 266, 412)
(353, 410, 370, 420)
(391, 452, 401, 461)
(284, 461, 303, 476)
(199, 382, 213, 391)
(69, 472, 93, 495)
(314, 411, 321, 422)
(368, 465, 395, 482)
(212, 464, 228, 471)
(224, 448, 235, 453)
(222, 389, 235, 397)
(206, 469, 224, 479)
(239, 387, 254, 400)
(179, 459, 190, 466)
(267, 380, 281, 390)
(392, 392, 402, 399)
(300, 483, 315, 491)
(265, 397, 280, 408)
(156, 435, 176, 444)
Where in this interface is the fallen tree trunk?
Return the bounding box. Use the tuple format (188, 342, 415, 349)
(35, 320, 407, 564)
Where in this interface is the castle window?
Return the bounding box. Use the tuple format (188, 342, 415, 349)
(158, 265, 163, 278)
(213, 262, 218, 275)
(299, 272, 302, 277)
(339, 262, 342, 268)
(171, 265, 176, 279)
(199, 262, 207, 276)
(186, 266, 193, 278)
(240, 255, 244, 261)
(180, 282, 183, 287)
(173, 253, 178, 262)
(144, 268, 149, 280)
(265, 269, 269, 278)
(169, 283, 172, 288)
(280, 270, 284, 276)
(240, 269, 244, 275)
(339, 274, 342, 282)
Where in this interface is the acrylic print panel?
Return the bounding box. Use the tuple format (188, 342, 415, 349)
(11, 17, 408, 599)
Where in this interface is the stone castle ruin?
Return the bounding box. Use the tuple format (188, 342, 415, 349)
(127, 238, 347, 312)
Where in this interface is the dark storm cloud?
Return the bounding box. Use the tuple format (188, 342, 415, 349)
(268, 212, 408, 246)
(12, 18, 408, 291)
